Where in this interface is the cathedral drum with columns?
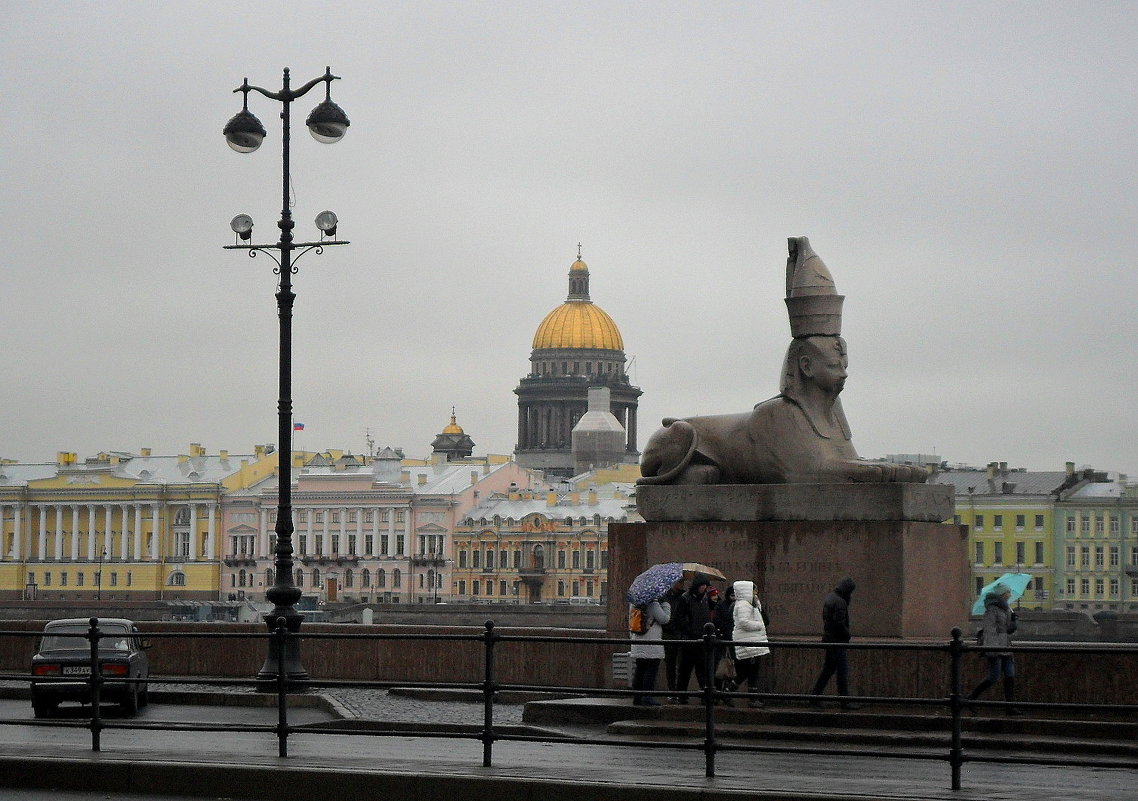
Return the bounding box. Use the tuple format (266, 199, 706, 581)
(514, 253, 641, 477)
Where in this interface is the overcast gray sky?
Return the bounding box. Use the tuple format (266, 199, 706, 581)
(2, 2, 1136, 475)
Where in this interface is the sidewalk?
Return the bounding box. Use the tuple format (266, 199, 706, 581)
(0, 688, 1133, 801)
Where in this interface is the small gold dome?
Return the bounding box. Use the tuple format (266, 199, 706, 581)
(532, 301, 624, 351)
(442, 411, 464, 434)
(570, 259, 588, 272)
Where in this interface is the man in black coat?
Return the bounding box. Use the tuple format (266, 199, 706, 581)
(809, 577, 861, 709)
(672, 574, 712, 702)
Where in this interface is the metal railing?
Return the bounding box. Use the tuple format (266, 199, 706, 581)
(1, 619, 1135, 792)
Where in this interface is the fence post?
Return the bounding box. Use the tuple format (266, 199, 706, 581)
(274, 617, 290, 758)
(87, 617, 102, 752)
(481, 620, 497, 767)
(702, 622, 717, 778)
(948, 627, 964, 791)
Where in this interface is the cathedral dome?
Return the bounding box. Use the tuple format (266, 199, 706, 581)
(532, 301, 624, 351)
(531, 255, 625, 351)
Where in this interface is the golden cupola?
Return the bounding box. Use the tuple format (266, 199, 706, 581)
(532, 257, 625, 351)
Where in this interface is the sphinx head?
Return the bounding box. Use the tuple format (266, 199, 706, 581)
(781, 336, 848, 399)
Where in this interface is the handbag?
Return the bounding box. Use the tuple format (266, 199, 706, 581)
(714, 654, 736, 682)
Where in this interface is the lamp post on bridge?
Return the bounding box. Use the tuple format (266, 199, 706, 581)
(222, 66, 350, 690)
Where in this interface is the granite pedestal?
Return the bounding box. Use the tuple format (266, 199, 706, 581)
(612, 484, 968, 639)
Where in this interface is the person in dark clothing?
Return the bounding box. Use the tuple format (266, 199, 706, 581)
(711, 585, 736, 697)
(672, 574, 713, 702)
(810, 577, 860, 709)
(659, 582, 685, 699)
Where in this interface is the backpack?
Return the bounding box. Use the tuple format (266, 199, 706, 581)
(628, 605, 651, 635)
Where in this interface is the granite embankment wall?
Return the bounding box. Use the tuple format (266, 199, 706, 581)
(1, 619, 1135, 703)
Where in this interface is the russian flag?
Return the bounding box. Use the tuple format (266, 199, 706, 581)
(293, 422, 305, 431)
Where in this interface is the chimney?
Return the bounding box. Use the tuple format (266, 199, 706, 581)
(418, 473, 427, 486)
(986, 463, 996, 480)
(588, 490, 598, 506)
(547, 491, 558, 507)
(1066, 461, 1075, 476)
(220, 450, 228, 460)
(471, 471, 479, 485)
(140, 448, 151, 457)
(999, 461, 1007, 473)
(482, 463, 491, 475)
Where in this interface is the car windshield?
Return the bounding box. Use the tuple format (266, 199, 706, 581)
(40, 626, 131, 652)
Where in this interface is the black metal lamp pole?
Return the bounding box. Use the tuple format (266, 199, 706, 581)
(223, 66, 350, 690)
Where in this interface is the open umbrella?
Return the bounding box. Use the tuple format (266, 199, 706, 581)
(971, 572, 1032, 615)
(626, 562, 727, 605)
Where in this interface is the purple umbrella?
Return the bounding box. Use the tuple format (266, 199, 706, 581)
(626, 562, 726, 605)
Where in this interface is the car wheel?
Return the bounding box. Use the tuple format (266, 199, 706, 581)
(32, 698, 56, 719)
(120, 684, 139, 715)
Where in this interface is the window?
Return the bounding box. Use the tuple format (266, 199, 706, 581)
(364, 510, 374, 523)
(1110, 546, 1120, 567)
(1095, 546, 1104, 568)
(348, 535, 357, 555)
(332, 512, 341, 524)
(600, 550, 608, 569)
(993, 515, 1003, 531)
(314, 512, 324, 524)
(380, 534, 389, 555)
(558, 550, 566, 569)
(993, 542, 1003, 564)
(1080, 578, 1090, 595)
(472, 550, 481, 569)
(1066, 578, 1075, 595)
(1015, 542, 1025, 564)
(586, 550, 595, 570)
(572, 580, 580, 596)
(557, 581, 565, 597)
(485, 579, 493, 595)
(1034, 542, 1044, 564)
(458, 580, 466, 595)
(974, 577, 984, 596)
(1132, 518, 1138, 536)
(513, 550, 521, 568)
(1095, 515, 1104, 535)
(110, 572, 118, 587)
(312, 569, 321, 587)
(459, 551, 468, 568)
(1066, 517, 1076, 534)
(1034, 515, 1044, 531)
(395, 535, 405, 555)
(975, 542, 984, 564)
(365, 534, 374, 555)
(345, 570, 354, 588)
(393, 569, 401, 588)
(500, 580, 507, 595)
(1081, 517, 1090, 535)
(1132, 579, 1138, 596)
(1015, 515, 1025, 530)
(297, 510, 308, 523)
(331, 535, 340, 554)
(169, 572, 186, 587)
(974, 515, 984, 530)
(572, 551, 581, 569)
(1109, 578, 1119, 597)
(298, 535, 308, 555)
(472, 580, 480, 596)
(500, 550, 508, 569)
(1080, 546, 1090, 567)
(485, 550, 494, 570)
(77, 573, 85, 586)
(1095, 578, 1104, 596)
(361, 569, 370, 588)
(43, 573, 51, 587)
(378, 569, 386, 588)
(1132, 548, 1138, 567)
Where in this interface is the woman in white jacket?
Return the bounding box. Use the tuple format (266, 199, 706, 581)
(731, 579, 770, 708)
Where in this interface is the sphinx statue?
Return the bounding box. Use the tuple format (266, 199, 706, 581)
(638, 237, 928, 486)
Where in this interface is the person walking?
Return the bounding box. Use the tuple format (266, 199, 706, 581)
(731, 580, 770, 708)
(809, 577, 860, 709)
(629, 595, 672, 705)
(672, 574, 713, 703)
(966, 583, 1020, 715)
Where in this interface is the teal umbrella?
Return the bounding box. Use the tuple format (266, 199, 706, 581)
(971, 572, 1032, 615)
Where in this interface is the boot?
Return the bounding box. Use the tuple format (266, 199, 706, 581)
(1003, 677, 1021, 716)
(966, 679, 994, 715)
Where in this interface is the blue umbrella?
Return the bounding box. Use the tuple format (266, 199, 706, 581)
(971, 572, 1032, 615)
(626, 562, 725, 605)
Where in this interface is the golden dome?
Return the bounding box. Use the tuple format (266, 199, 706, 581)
(570, 259, 588, 272)
(532, 301, 624, 351)
(442, 410, 464, 434)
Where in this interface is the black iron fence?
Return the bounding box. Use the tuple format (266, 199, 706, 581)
(1, 618, 1135, 792)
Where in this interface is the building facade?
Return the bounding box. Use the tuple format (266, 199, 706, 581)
(0, 445, 278, 601)
(515, 253, 641, 477)
(451, 483, 639, 604)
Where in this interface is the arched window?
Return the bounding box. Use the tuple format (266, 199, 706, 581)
(175, 507, 191, 525)
(345, 569, 354, 588)
(295, 569, 304, 587)
(168, 571, 186, 587)
(393, 568, 402, 588)
(312, 568, 321, 588)
(361, 569, 370, 588)
(266, 568, 274, 586)
(419, 573, 425, 588)
(533, 544, 544, 569)
(377, 569, 386, 588)
(239, 569, 247, 587)
(230, 574, 236, 588)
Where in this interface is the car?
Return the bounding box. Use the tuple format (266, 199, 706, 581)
(30, 618, 150, 718)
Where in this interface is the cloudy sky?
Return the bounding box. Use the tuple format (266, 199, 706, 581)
(2, 2, 1136, 475)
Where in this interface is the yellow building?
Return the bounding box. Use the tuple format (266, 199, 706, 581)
(0, 445, 278, 601)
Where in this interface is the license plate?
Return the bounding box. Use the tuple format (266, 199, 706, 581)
(61, 665, 91, 676)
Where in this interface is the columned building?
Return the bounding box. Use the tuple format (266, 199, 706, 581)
(515, 253, 641, 477)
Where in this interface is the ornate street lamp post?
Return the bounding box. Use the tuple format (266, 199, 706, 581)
(223, 67, 350, 690)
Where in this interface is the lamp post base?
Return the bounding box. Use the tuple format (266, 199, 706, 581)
(255, 611, 310, 692)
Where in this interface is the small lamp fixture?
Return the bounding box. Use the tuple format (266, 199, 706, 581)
(314, 210, 338, 238)
(224, 79, 267, 153)
(230, 214, 254, 241)
(306, 71, 350, 144)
